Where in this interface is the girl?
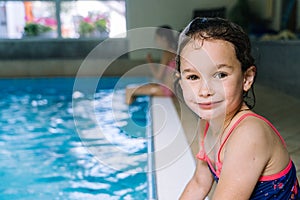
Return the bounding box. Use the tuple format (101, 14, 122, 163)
(126, 25, 177, 104)
(176, 17, 299, 199)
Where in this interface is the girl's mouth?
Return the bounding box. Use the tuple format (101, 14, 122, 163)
(197, 100, 222, 109)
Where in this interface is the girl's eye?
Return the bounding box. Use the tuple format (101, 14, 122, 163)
(214, 72, 228, 79)
(186, 75, 199, 80)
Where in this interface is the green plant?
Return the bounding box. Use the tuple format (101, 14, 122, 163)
(78, 21, 95, 35)
(94, 18, 108, 32)
(24, 23, 52, 36)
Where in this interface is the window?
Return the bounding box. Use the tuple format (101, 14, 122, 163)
(0, 0, 126, 39)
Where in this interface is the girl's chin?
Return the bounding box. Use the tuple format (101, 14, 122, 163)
(195, 110, 226, 120)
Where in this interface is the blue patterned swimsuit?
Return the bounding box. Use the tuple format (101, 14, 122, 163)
(197, 113, 300, 199)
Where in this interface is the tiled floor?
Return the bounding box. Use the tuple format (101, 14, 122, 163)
(254, 84, 300, 180)
(175, 83, 300, 180)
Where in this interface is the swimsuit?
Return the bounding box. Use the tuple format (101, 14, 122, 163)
(197, 113, 300, 199)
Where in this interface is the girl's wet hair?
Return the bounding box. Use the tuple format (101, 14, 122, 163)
(174, 17, 256, 109)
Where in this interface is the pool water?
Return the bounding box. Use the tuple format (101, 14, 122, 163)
(0, 77, 150, 200)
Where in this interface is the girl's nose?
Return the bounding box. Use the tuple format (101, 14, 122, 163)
(198, 81, 214, 97)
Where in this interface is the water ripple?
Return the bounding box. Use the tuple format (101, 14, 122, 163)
(0, 78, 148, 199)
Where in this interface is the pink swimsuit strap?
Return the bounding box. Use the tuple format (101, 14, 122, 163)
(197, 113, 287, 178)
(218, 113, 286, 163)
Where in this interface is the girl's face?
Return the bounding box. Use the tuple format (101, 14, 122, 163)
(179, 39, 247, 120)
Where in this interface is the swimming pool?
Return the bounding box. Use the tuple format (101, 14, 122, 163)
(0, 77, 154, 199)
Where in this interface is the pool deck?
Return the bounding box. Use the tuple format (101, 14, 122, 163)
(151, 97, 195, 199)
(153, 83, 300, 199)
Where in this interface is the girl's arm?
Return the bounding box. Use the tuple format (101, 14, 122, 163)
(212, 119, 271, 199)
(180, 158, 214, 199)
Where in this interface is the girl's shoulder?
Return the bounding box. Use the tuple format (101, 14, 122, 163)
(230, 112, 287, 153)
(234, 113, 271, 131)
(225, 112, 276, 153)
(224, 112, 290, 178)
(219, 113, 273, 169)
(231, 113, 276, 136)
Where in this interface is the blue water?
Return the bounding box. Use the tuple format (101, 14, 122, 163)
(0, 77, 150, 200)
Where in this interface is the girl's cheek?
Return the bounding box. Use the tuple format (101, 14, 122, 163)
(179, 83, 188, 97)
(180, 82, 190, 95)
(181, 84, 196, 101)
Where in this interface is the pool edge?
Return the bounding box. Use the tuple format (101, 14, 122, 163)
(151, 97, 196, 200)
(147, 97, 157, 200)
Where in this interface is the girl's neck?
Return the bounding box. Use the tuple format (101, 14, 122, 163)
(207, 103, 250, 137)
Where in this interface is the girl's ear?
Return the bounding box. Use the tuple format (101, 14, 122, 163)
(243, 66, 256, 92)
(175, 72, 182, 86)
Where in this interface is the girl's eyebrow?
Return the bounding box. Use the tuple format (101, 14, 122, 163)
(182, 64, 233, 74)
(217, 64, 233, 70)
(181, 68, 196, 74)
(181, 64, 233, 74)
